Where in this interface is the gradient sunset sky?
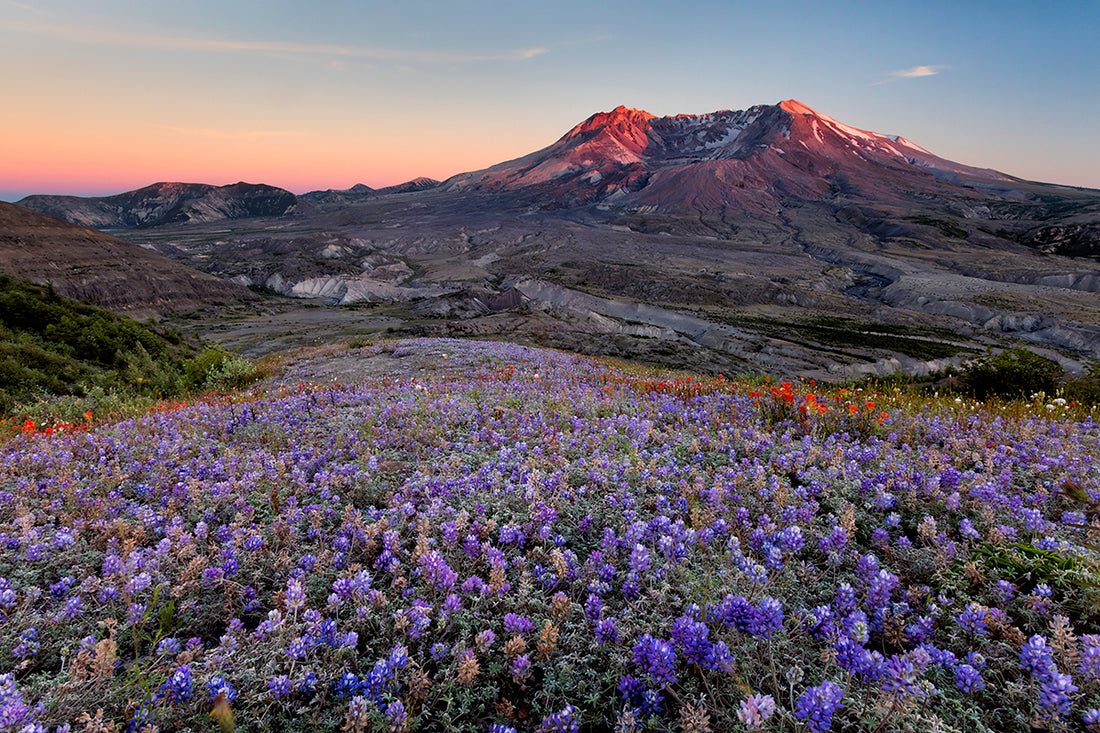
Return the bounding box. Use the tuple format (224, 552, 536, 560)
(2, 0, 1098, 201)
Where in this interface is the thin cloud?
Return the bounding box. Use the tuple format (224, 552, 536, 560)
(0, 20, 547, 64)
(874, 65, 948, 85)
(0, 0, 50, 15)
(163, 127, 306, 141)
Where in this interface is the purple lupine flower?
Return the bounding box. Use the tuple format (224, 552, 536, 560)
(632, 634, 678, 688)
(11, 628, 38, 659)
(585, 593, 603, 622)
(737, 693, 776, 729)
(754, 597, 784, 638)
(0, 673, 34, 729)
(710, 594, 756, 633)
(206, 675, 237, 702)
(629, 543, 651, 574)
(159, 664, 193, 704)
(833, 583, 857, 616)
(1080, 635, 1100, 681)
(334, 672, 360, 699)
(818, 525, 849, 561)
(956, 602, 988, 635)
(802, 605, 836, 640)
(538, 704, 580, 733)
(511, 654, 532, 683)
(155, 637, 181, 656)
(442, 593, 462, 614)
(1039, 672, 1078, 718)
(285, 577, 306, 612)
(906, 615, 934, 645)
(386, 699, 408, 732)
(595, 617, 618, 645)
(881, 656, 920, 696)
(503, 613, 535, 635)
(388, 644, 409, 670)
(267, 674, 293, 698)
(775, 525, 804, 553)
(475, 629, 496, 652)
(795, 680, 845, 733)
(994, 579, 1017, 604)
(954, 664, 985, 693)
(419, 550, 458, 590)
(296, 670, 318, 697)
(835, 638, 885, 679)
(671, 614, 713, 666)
(1020, 635, 1056, 681)
(854, 553, 880, 582)
(127, 603, 147, 625)
(867, 570, 899, 610)
(840, 610, 870, 645)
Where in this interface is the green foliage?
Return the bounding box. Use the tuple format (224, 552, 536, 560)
(183, 348, 265, 391)
(0, 274, 263, 416)
(1065, 360, 1100, 406)
(955, 347, 1063, 400)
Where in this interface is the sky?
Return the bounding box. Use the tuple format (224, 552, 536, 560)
(2, 0, 1099, 201)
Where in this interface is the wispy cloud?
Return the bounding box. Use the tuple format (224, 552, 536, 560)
(0, 0, 50, 15)
(163, 127, 306, 141)
(874, 65, 948, 85)
(0, 20, 547, 64)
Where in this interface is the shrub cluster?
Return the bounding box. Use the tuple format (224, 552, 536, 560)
(0, 274, 263, 416)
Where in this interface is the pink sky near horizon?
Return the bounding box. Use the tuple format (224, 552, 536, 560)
(2, 116, 538, 197)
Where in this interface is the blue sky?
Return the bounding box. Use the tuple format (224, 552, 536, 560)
(2, 0, 1098, 200)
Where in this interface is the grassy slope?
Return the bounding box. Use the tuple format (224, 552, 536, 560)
(0, 273, 260, 419)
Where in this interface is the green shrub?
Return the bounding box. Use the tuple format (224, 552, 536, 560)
(956, 347, 1063, 399)
(1065, 360, 1100, 406)
(183, 348, 266, 391)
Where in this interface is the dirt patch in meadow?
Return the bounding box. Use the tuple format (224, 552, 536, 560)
(264, 338, 562, 388)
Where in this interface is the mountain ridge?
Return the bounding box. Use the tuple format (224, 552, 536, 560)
(0, 202, 256, 316)
(16, 181, 297, 229)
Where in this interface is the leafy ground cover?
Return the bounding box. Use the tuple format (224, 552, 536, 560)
(2, 338, 1100, 732)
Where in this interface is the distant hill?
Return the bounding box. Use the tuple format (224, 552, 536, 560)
(16, 181, 297, 229)
(300, 177, 440, 207)
(0, 201, 256, 316)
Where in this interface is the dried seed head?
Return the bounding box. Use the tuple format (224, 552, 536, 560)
(408, 668, 432, 701)
(549, 592, 572, 622)
(537, 621, 559, 661)
(456, 651, 480, 686)
(679, 701, 712, 733)
(503, 634, 527, 659)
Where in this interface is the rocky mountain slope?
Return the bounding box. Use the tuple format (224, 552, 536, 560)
(42, 100, 1100, 376)
(16, 181, 297, 229)
(0, 202, 255, 316)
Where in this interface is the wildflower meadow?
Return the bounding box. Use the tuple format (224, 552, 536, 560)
(2, 338, 1099, 732)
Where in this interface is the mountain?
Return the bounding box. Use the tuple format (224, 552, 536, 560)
(16, 181, 297, 229)
(109, 100, 1100, 376)
(300, 178, 440, 207)
(0, 202, 256, 315)
(445, 100, 1014, 209)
